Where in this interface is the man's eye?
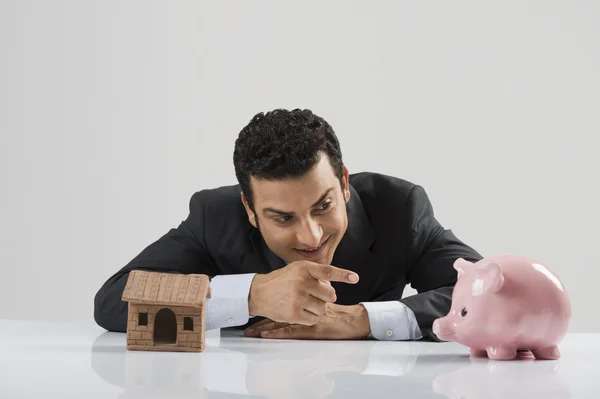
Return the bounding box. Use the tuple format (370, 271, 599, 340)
(318, 202, 332, 211)
(275, 215, 292, 223)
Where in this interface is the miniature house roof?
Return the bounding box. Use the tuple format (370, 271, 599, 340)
(121, 270, 211, 307)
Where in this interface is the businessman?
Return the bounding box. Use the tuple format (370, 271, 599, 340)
(93, 108, 483, 341)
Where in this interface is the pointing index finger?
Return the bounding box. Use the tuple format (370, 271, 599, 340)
(307, 264, 359, 284)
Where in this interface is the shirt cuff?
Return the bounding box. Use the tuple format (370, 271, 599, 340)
(359, 301, 423, 341)
(205, 273, 257, 330)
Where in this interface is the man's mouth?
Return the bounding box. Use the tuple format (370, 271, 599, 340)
(294, 236, 330, 258)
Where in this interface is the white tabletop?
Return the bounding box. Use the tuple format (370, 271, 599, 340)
(0, 320, 598, 398)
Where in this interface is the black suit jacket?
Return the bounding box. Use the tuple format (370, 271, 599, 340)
(94, 172, 482, 341)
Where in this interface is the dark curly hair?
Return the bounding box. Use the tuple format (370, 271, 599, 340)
(233, 108, 344, 213)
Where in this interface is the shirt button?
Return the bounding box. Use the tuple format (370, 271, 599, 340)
(386, 329, 393, 337)
(228, 318, 235, 324)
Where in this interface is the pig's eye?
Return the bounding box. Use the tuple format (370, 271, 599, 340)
(461, 307, 468, 317)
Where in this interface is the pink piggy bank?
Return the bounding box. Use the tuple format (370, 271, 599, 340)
(432, 255, 571, 360)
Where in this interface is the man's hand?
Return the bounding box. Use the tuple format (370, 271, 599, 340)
(248, 261, 359, 326)
(244, 303, 371, 340)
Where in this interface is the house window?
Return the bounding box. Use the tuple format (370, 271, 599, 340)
(183, 317, 194, 331)
(139, 312, 148, 326)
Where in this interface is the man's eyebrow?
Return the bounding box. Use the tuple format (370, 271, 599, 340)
(310, 187, 334, 208)
(263, 207, 292, 216)
(262, 187, 335, 216)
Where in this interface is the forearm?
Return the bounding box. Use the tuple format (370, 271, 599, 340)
(93, 215, 219, 331)
(398, 286, 454, 341)
(95, 271, 258, 333)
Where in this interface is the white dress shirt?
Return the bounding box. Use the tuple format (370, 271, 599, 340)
(205, 274, 423, 341)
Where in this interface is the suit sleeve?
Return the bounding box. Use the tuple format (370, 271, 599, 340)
(93, 191, 220, 332)
(398, 185, 483, 341)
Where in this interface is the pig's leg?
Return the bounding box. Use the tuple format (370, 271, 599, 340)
(470, 348, 488, 357)
(531, 345, 561, 360)
(486, 346, 517, 360)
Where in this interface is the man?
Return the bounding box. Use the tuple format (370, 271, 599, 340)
(94, 108, 482, 341)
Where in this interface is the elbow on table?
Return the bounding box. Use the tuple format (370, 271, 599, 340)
(93, 286, 127, 333)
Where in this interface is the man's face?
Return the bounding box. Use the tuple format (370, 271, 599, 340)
(241, 155, 351, 266)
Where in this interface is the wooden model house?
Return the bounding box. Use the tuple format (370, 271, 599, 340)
(121, 270, 211, 352)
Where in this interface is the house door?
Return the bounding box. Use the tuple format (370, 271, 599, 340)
(154, 308, 177, 345)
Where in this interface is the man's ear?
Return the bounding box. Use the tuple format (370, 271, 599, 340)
(342, 165, 351, 203)
(240, 192, 258, 228)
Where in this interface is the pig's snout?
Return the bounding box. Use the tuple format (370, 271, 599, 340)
(433, 319, 442, 336)
(433, 317, 453, 341)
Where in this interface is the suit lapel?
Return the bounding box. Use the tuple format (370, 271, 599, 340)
(243, 228, 286, 273)
(331, 184, 384, 304)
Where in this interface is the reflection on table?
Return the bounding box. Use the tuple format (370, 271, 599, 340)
(90, 329, 570, 399)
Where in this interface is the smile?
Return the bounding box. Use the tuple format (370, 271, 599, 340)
(294, 237, 330, 257)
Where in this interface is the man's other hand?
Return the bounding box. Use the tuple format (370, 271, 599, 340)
(244, 303, 371, 340)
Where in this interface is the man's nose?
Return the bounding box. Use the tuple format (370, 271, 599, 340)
(296, 218, 323, 248)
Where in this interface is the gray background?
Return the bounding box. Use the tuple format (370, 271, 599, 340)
(1, 1, 597, 333)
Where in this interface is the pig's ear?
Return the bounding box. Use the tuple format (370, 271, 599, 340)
(453, 258, 473, 280)
(472, 262, 504, 296)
